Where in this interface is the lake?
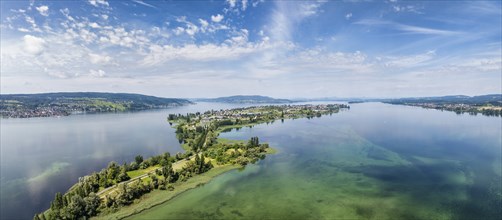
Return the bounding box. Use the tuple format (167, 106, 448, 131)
(1, 102, 501, 219)
(0, 102, 260, 220)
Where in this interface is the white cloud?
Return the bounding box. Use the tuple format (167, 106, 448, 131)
(23, 35, 45, 55)
(88, 0, 109, 7)
(79, 29, 97, 43)
(89, 69, 106, 77)
(242, 0, 248, 11)
(252, 0, 263, 7)
(89, 53, 112, 64)
(89, 22, 101, 29)
(345, 13, 352, 20)
(140, 41, 269, 66)
(392, 5, 423, 14)
(300, 2, 322, 17)
(211, 14, 224, 23)
(185, 23, 199, 36)
(227, 0, 237, 8)
(445, 57, 502, 72)
(227, 29, 249, 46)
(173, 27, 184, 35)
(36, 5, 49, 16)
(176, 16, 186, 23)
(199, 19, 209, 28)
(101, 14, 109, 20)
(18, 28, 30, 32)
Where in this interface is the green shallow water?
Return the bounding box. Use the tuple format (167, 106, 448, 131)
(128, 103, 501, 220)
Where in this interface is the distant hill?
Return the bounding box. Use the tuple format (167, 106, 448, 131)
(386, 94, 502, 105)
(0, 92, 192, 118)
(194, 95, 293, 104)
(383, 94, 502, 117)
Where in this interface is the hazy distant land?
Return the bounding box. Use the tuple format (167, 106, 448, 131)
(192, 95, 293, 104)
(1, 93, 501, 118)
(0, 92, 192, 118)
(384, 94, 502, 117)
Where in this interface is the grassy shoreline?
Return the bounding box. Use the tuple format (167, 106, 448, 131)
(92, 164, 241, 220)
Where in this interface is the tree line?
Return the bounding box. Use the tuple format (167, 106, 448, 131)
(33, 151, 203, 220)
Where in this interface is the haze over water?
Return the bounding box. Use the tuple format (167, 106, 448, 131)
(1, 102, 501, 219)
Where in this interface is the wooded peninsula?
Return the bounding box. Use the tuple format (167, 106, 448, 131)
(34, 104, 349, 220)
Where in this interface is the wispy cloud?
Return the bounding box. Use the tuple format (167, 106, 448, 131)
(269, 1, 324, 42)
(355, 19, 462, 36)
(382, 50, 436, 68)
(131, 0, 158, 9)
(465, 1, 502, 15)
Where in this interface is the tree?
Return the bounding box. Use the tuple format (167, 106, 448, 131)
(194, 154, 201, 167)
(84, 193, 100, 217)
(199, 154, 206, 173)
(117, 168, 130, 182)
(129, 161, 139, 170)
(168, 114, 175, 120)
(116, 183, 132, 206)
(107, 162, 120, 181)
(67, 195, 85, 218)
(247, 137, 259, 148)
(150, 174, 159, 189)
(50, 192, 64, 211)
(135, 155, 144, 164)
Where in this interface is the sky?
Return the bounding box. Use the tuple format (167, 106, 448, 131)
(0, 0, 501, 98)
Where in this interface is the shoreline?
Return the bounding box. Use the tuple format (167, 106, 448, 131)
(93, 164, 242, 220)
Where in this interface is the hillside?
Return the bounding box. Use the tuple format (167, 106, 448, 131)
(0, 92, 192, 118)
(386, 94, 502, 105)
(384, 94, 502, 117)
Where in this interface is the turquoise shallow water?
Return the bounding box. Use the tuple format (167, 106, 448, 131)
(129, 103, 501, 219)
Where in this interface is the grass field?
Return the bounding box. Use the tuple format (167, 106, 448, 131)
(126, 165, 160, 178)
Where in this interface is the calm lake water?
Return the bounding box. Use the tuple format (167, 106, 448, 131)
(1, 102, 501, 219)
(129, 103, 501, 220)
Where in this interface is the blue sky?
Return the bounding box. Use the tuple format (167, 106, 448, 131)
(0, 0, 500, 98)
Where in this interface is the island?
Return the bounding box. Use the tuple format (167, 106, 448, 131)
(384, 94, 502, 117)
(0, 92, 192, 118)
(33, 104, 349, 220)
